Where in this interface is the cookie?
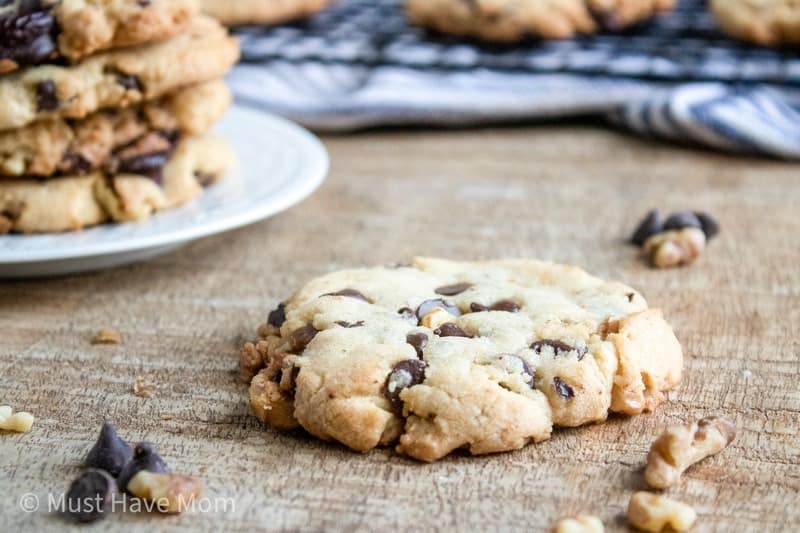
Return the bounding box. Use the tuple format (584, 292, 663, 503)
(0, 135, 233, 233)
(711, 0, 800, 46)
(0, 79, 231, 178)
(0, 15, 239, 132)
(407, 0, 676, 41)
(0, 0, 197, 74)
(241, 257, 684, 462)
(200, 0, 329, 26)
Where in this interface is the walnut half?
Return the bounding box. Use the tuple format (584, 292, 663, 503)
(627, 492, 696, 532)
(645, 415, 736, 489)
(643, 228, 706, 269)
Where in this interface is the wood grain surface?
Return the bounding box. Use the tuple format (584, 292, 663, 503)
(1, 126, 798, 532)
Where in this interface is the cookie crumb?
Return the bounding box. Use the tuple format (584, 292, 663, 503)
(554, 514, 604, 532)
(645, 415, 736, 489)
(627, 492, 696, 532)
(0, 406, 35, 433)
(92, 328, 122, 345)
(133, 376, 158, 398)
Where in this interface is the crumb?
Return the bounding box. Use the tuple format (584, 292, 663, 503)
(93, 329, 121, 345)
(133, 376, 158, 398)
(0, 406, 35, 433)
(160, 414, 174, 421)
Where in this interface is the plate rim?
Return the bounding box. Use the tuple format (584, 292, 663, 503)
(0, 107, 329, 264)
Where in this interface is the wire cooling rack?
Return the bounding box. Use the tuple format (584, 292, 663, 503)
(235, 0, 800, 85)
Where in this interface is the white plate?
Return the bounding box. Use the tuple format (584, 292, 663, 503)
(0, 106, 329, 278)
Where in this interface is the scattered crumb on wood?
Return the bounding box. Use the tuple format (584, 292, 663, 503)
(0, 406, 35, 433)
(160, 414, 174, 421)
(92, 329, 122, 345)
(133, 376, 158, 398)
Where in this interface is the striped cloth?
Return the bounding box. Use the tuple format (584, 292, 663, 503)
(228, 0, 800, 159)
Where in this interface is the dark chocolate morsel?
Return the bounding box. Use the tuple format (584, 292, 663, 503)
(335, 320, 364, 328)
(531, 339, 587, 360)
(694, 212, 720, 240)
(434, 283, 472, 296)
(553, 377, 575, 399)
(35, 79, 58, 111)
(117, 442, 169, 492)
(631, 209, 662, 246)
(85, 422, 133, 478)
(64, 469, 117, 523)
(434, 323, 473, 338)
(663, 211, 702, 232)
(383, 359, 427, 415)
(490, 300, 520, 312)
(116, 151, 169, 184)
(498, 354, 536, 388)
(60, 152, 92, 174)
(0, 6, 59, 69)
(289, 325, 319, 352)
(416, 299, 461, 320)
(406, 332, 428, 358)
(117, 74, 143, 92)
(470, 303, 489, 313)
(267, 302, 286, 327)
(323, 289, 369, 302)
(397, 307, 415, 320)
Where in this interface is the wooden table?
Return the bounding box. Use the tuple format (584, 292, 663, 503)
(1, 126, 798, 532)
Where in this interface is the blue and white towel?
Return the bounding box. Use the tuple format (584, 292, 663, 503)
(228, 0, 800, 159)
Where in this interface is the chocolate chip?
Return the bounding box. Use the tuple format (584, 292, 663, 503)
(267, 302, 286, 327)
(335, 320, 364, 328)
(35, 79, 58, 111)
(323, 289, 369, 302)
(117, 442, 169, 492)
(383, 359, 427, 415)
(60, 152, 92, 174)
(398, 307, 416, 321)
(117, 74, 143, 92)
(0, 5, 59, 69)
(416, 299, 460, 320)
(470, 303, 489, 312)
(631, 209, 663, 246)
(694, 212, 720, 240)
(469, 300, 521, 313)
(289, 325, 319, 352)
(406, 332, 428, 358)
(497, 354, 536, 388)
(434, 283, 472, 296)
(531, 339, 587, 360)
(627, 292, 635, 303)
(64, 469, 117, 523)
(553, 377, 575, 399)
(434, 323, 473, 338)
(280, 365, 300, 397)
(116, 151, 169, 183)
(663, 211, 702, 232)
(84, 422, 133, 478)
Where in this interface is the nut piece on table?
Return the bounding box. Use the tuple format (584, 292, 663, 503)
(127, 471, 202, 514)
(554, 514, 604, 532)
(643, 228, 706, 269)
(645, 415, 736, 489)
(0, 405, 35, 433)
(249, 369, 299, 430)
(420, 307, 458, 330)
(627, 492, 697, 532)
(92, 328, 122, 345)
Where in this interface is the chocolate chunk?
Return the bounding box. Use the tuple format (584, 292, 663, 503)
(267, 302, 286, 327)
(35, 79, 58, 111)
(470, 303, 490, 313)
(434, 283, 472, 296)
(117, 442, 169, 492)
(531, 339, 587, 360)
(60, 152, 92, 174)
(280, 365, 300, 397)
(383, 359, 427, 415)
(469, 300, 521, 313)
(406, 332, 428, 358)
(434, 323, 473, 338)
(289, 325, 319, 352)
(117, 74, 143, 92)
(116, 151, 169, 183)
(416, 299, 460, 320)
(694, 212, 720, 240)
(553, 377, 575, 399)
(498, 354, 536, 388)
(0, 4, 59, 69)
(627, 292, 635, 303)
(85, 422, 133, 478)
(335, 320, 364, 328)
(631, 209, 663, 246)
(64, 469, 117, 523)
(663, 211, 702, 232)
(323, 289, 369, 302)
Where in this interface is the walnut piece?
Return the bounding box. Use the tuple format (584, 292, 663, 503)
(419, 307, 458, 330)
(249, 369, 299, 430)
(127, 471, 202, 514)
(92, 328, 121, 345)
(645, 415, 736, 489)
(240, 340, 268, 383)
(0, 406, 35, 433)
(643, 228, 706, 269)
(627, 492, 696, 532)
(554, 514, 604, 532)
(133, 376, 158, 398)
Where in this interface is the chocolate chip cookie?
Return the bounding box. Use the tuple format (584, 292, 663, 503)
(199, 0, 329, 26)
(407, 0, 676, 41)
(0, 135, 233, 233)
(0, 0, 197, 74)
(0, 15, 239, 132)
(711, 0, 800, 46)
(241, 258, 684, 462)
(0, 79, 230, 178)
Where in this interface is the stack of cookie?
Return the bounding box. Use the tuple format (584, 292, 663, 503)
(0, 1, 240, 234)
